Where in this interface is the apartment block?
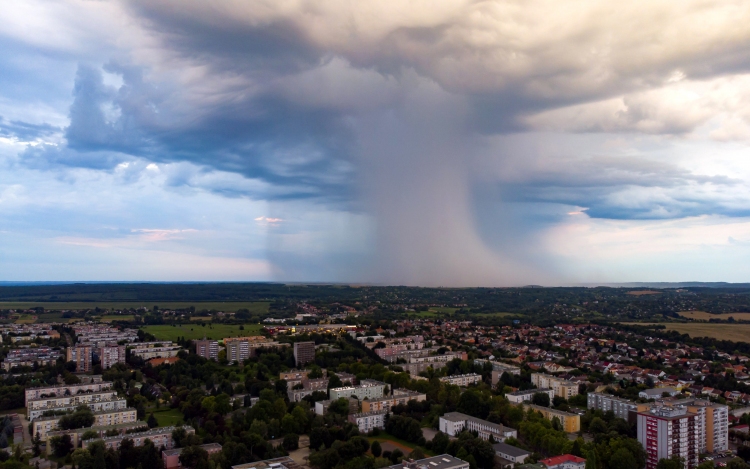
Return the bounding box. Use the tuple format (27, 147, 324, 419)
(521, 404, 581, 433)
(67, 345, 93, 373)
(506, 388, 554, 404)
(314, 398, 359, 415)
(348, 411, 387, 433)
(25, 381, 113, 405)
(279, 370, 309, 388)
(293, 341, 315, 367)
(83, 425, 194, 450)
(540, 455, 586, 469)
(655, 398, 729, 453)
(400, 361, 447, 377)
(329, 380, 386, 401)
(531, 373, 579, 399)
(386, 455, 469, 469)
(97, 345, 126, 369)
(3, 347, 62, 371)
(439, 412, 517, 441)
(163, 443, 223, 469)
(474, 359, 521, 377)
(28, 395, 128, 420)
(360, 389, 427, 413)
(27, 390, 119, 412)
(33, 407, 137, 441)
(587, 393, 650, 424)
(440, 373, 482, 387)
(130, 342, 181, 360)
(637, 406, 699, 469)
(226, 338, 288, 363)
(195, 339, 219, 361)
(46, 421, 147, 455)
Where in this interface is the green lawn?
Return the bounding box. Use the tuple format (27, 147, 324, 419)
(149, 408, 184, 427)
(0, 301, 270, 313)
(142, 323, 264, 341)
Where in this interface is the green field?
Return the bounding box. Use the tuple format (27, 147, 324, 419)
(0, 301, 270, 313)
(622, 322, 750, 343)
(149, 408, 183, 427)
(98, 315, 136, 322)
(142, 323, 264, 341)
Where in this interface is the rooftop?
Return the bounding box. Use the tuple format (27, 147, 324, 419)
(493, 442, 531, 458)
(540, 455, 586, 467)
(386, 454, 469, 469)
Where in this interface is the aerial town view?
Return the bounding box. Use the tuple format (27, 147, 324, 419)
(0, 285, 745, 469)
(4, 2, 750, 469)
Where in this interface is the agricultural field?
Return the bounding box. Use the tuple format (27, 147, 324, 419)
(624, 322, 750, 343)
(678, 311, 750, 321)
(0, 301, 270, 313)
(98, 315, 136, 322)
(141, 323, 264, 341)
(626, 290, 662, 296)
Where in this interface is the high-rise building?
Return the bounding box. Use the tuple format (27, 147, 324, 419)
(293, 341, 315, 367)
(67, 345, 93, 372)
(637, 406, 699, 469)
(194, 339, 219, 361)
(97, 345, 126, 369)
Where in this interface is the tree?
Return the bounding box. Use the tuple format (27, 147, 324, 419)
(698, 462, 715, 469)
(51, 434, 73, 458)
(656, 456, 684, 469)
(58, 406, 95, 429)
(585, 449, 598, 469)
(371, 441, 382, 457)
(431, 432, 450, 454)
(328, 398, 350, 416)
(532, 392, 551, 407)
(147, 413, 158, 428)
(180, 446, 209, 469)
(283, 433, 299, 451)
(32, 433, 41, 457)
(609, 448, 638, 469)
(390, 449, 404, 464)
(588, 417, 608, 435)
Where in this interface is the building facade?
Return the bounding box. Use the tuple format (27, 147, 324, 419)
(506, 388, 554, 404)
(329, 380, 386, 401)
(521, 404, 581, 433)
(439, 374, 482, 387)
(531, 373, 579, 399)
(97, 345, 126, 369)
(293, 342, 315, 367)
(67, 345, 93, 372)
(637, 406, 699, 469)
(348, 411, 387, 433)
(439, 412, 517, 441)
(195, 340, 219, 360)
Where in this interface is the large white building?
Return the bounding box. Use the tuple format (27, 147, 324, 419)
(637, 406, 700, 469)
(439, 412, 517, 441)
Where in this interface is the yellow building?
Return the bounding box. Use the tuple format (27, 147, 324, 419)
(522, 403, 581, 433)
(33, 408, 138, 441)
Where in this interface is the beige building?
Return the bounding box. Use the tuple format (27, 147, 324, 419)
(83, 425, 194, 450)
(361, 389, 427, 413)
(67, 345, 93, 373)
(25, 381, 112, 404)
(46, 421, 147, 454)
(33, 408, 138, 441)
(531, 373, 579, 399)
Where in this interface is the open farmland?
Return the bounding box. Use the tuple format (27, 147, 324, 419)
(0, 301, 270, 313)
(141, 323, 264, 341)
(678, 311, 750, 321)
(624, 322, 750, 342)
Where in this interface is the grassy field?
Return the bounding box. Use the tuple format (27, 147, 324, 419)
(14, 315, 36, 324)
(627, 290, 662, 296)
(98, 315, 136, 322)
(623, 322, 750, 342)
(678, 311, 750, 321)
(142, 323, 264, 341)
(0, 301, 271, 313)
(368, 432, 434, 457)
(149, 408, 183, 427)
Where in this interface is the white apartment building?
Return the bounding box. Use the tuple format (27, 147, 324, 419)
(28, 396, 128, 420)
(439, 412, 517, 441)
(348, 411, 387, 433)
(27, 390, 119, 412)
(25, 382, 113, 404)
(329, 380, 386, 401)
(439, 373, 482, 387)
(506, 388, 554, 404)
(33, 408, 137, 441)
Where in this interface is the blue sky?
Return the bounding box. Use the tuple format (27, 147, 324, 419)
(3, 1, 750, 285)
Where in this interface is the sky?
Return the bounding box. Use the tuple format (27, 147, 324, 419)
(2, 1, 750, 286)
